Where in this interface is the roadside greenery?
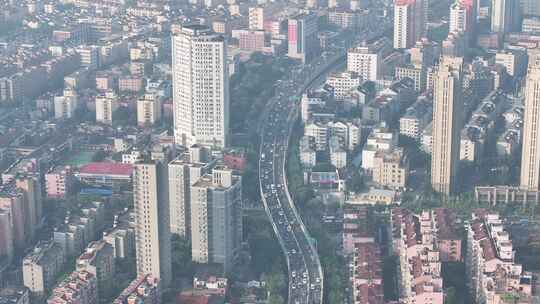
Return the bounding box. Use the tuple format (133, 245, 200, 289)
(229, 53, 297, 302)
(230, 53, 296, 134)
(245, 214, 287, 304)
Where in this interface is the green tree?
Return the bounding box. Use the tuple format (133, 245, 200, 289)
(445, 287, 457, 304)
(268, 294, 285, 304)
(91, 150, 107, 162)
(171, 235, 194, 279)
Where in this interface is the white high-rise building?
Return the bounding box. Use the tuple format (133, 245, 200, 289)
(394, 0, 425, 49)
(431, 57, 464, 195)
(347, 44, 381, 81)
(520, 50, 540, 191)
(449, 0, 477, 36)
(326, 71, 362, 100)
(95, 90, 118, 126)
(133, 159, 172, 287)
(491, 0, 520, 34)
(172, 25, 229, 149)
(137, 93, 162, 127)
(449, 0, 468, 33)
(54, 88, 78, 120)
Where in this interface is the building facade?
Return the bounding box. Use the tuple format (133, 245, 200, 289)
(172, 25, 229, 149)
(347, 45, 381, 81)
(491, 0, 520, 34)
(133, 160, 172, 287)
(520, 50, 540, 190)
(23, 241, 65, 298)
(95, 90, 118, 126)
(394, 0, 425, 49)
(431, 57, 463, 195)
(191, 167, 242, 273)
(287, 13, 319, 63)
(137, 93, 162, 127)
(168, 146, 211, 238)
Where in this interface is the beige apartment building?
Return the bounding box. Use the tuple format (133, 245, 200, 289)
(137, 93, 161, 127)
(23, 241, 65, 298)
(133, 159, 172, 287)
(76, 240, 116, 299)
(431, 57, 463, 195)
(15, 174, 42, 243)
(95, 90, 118, 125)
(520, 49, 540, 191)
(372, 148, 408, 189)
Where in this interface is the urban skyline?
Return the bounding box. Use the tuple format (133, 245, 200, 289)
(1, 0, 540, 303)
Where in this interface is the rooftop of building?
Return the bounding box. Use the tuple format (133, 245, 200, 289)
(49, 270, 95, 302)
(374, 147, 406, 164)
(343, 206, 375, 237)
(23, 241, 61, 266)
(77, 240, 112, 266)
(113, 274, 159, 304)
(353, 241, 384, 301)
(79, 162, 133, 176)
(402, 96, 433, 120)
(433, 208, 461, 240)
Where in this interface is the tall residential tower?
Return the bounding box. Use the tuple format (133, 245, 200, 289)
(520, 50, 540, 191)
(172, 25, 229, 149)
(133, 158, 172, 287)
(431, 57, 464, 195)
(491, 0, 520, 34)
(191, 166, 242, 272)
(393, 0, 425, 49)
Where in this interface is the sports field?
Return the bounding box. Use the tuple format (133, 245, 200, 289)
(61, 150, 95, 167)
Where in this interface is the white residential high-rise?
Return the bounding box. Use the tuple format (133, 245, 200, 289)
(449, 0, 477, 36)
(172, 25, 229, 149)
(137, 93, 162, 127)
(520, 50, 540, 191)
(133, 159, 172, 287)
(95, 90, 118, 126)
(393, 0, 425, 49)
(54, 89, 78, 120)
(449, 0, 467, 33)
(347, 44, 381, 81)
(491, 0, 520, 34)
(431, 57, 464, 195)
(326, 71, 362, 100)
(191, 166, 242, 272)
